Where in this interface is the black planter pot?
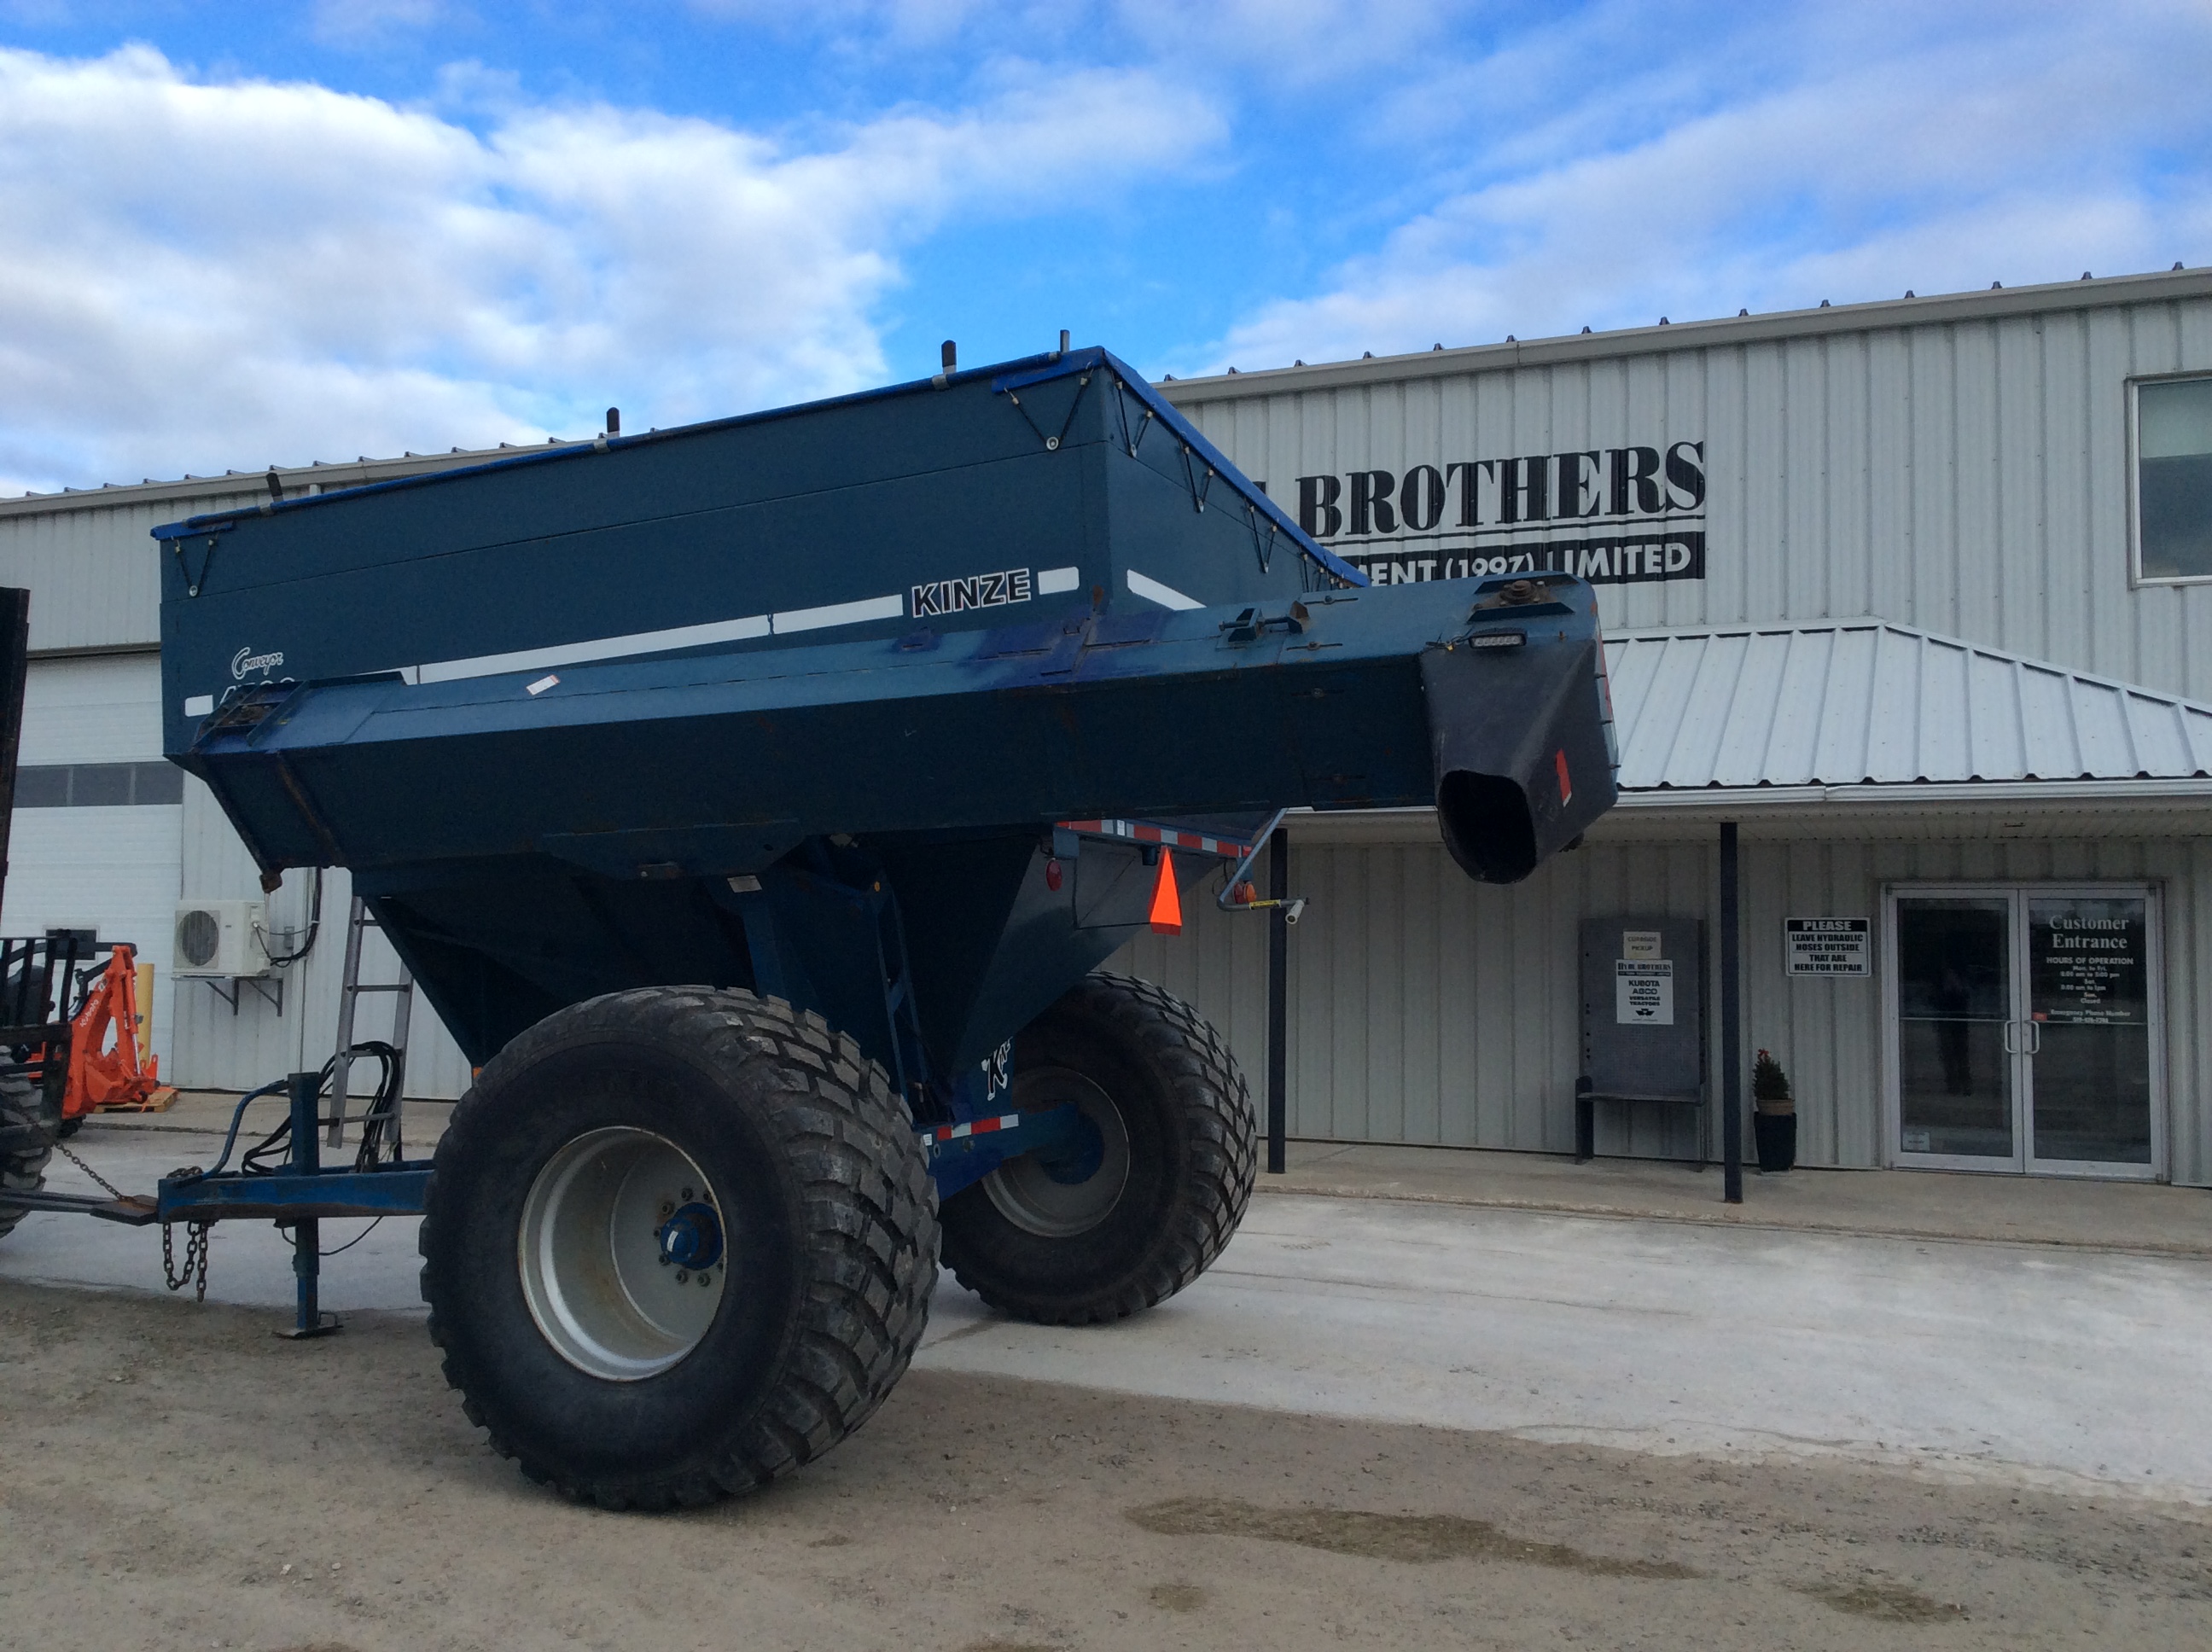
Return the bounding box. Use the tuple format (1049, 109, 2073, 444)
(1753, 1109, 1797, 1172)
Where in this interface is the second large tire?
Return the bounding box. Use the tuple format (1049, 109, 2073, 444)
(419, 987, 936, 1509)
(0, 1063, 52, 1242)
(939, 973, 1256, 1324)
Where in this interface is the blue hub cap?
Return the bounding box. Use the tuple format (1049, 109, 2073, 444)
(657, 1201, 725, 1271)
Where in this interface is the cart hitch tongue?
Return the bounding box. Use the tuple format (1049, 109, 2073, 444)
(656, 1201, 724, 1271)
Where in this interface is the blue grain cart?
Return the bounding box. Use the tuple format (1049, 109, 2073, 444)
(132, 346, 1615, 1507)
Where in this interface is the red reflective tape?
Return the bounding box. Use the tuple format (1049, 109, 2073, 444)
(1556, 749, 1573, 804)
(921, 1113, 1023, 1148)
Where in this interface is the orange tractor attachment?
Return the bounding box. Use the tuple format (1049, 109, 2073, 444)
(57, 945, 170, 1120)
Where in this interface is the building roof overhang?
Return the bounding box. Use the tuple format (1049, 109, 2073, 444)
(1157, 266, 2212, 401)
(1287, 620, 2212, 848)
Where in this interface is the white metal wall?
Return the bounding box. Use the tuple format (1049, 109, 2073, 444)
(0, 491, 261, 652)
(172, 774, 476, 1099)
(0, 654, 182, 1067)
(1116, 830, 2212, 1184)
(1180, 290, 2212, 701)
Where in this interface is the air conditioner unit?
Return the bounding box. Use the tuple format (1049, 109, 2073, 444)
(173, 899, 271, 978)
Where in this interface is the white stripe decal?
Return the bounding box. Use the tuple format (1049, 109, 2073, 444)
(413, 612, 772, 685)
(1036, 565, 1081, 595)
(772, 593, 904, 634)
(399, 589, 908, 688)
(1126, 568, 1202, 611)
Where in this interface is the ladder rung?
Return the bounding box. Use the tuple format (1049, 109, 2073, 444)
(345, 983, 413, 993)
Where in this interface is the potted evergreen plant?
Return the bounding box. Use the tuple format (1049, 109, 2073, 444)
(1752, 1048, 1797, 1172)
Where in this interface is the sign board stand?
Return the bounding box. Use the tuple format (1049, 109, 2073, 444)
(1576, 910, 1707, 1164)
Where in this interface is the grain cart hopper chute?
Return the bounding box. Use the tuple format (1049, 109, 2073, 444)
(9, 346, 1617, 1508)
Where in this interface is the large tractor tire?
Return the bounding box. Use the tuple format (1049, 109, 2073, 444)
(419, 987, 936, 1510)
(940, 973, 1256, 1324)
(0, 1063, 52, 1242)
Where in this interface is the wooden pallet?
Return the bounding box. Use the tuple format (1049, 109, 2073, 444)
(93, 1085, 178, 1115)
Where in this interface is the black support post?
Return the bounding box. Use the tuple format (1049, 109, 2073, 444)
(279, 1068, 341, 1338)
(1266, 826, 1289, 1176)
(1719, 822, 1743, 1205)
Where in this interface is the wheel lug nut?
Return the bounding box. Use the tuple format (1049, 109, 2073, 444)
(680, 1187, 694, 1201)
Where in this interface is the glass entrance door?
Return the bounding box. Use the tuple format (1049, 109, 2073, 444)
(1895, 897, 2015, 1163)
(2025, 895, 2155, 1171)
(1889, 887, 2162, 1178)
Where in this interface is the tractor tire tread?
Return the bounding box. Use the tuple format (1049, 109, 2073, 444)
(0, 1063, 53, 1242)
(420, 986, 934, 1509)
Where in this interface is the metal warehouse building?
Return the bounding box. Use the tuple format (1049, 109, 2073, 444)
(1133, 265, 2212, 1185)
(4, 265, 2210, 1186)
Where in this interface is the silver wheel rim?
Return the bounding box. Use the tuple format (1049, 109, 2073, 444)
(518, 1126, 726, 1381)
(982, 1069, 1131, 1238)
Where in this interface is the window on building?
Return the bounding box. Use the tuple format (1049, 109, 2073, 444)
(2138, 375, 2212, 581)
(9, 762, 183, 807)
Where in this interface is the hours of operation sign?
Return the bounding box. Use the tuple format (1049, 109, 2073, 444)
(1785, 917, 1870, 976)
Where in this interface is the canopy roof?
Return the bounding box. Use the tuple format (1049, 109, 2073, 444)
(1605, 622, 2212, 793)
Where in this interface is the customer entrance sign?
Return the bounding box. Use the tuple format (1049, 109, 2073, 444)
(2031, 908, 2145, 1024)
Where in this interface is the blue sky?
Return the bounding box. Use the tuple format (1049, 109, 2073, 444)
(2, 1, 2208, 493)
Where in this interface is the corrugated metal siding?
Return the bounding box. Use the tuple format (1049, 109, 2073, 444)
(0, 492, 259, 652)
(1119, 838, 1714, 1165)
(172, 775, 475, 1099)
(1182, 294, 2212, 701)
(1116, 833, 2210, 1184)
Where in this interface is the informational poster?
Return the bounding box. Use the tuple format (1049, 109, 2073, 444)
(1784, 917, 1870, 976)
(2029, 905, 2145, 1025)
(1615, 959, 1674, 1025)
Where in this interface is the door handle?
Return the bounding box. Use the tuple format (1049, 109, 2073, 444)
(2025, 1019, 2041, 1056)
(2002, 1021, 2019, 1055)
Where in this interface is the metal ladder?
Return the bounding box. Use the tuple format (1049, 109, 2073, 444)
(323, 895, 415, 1149)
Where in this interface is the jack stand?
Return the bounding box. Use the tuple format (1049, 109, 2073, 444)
(275, 1069, 341, 1340)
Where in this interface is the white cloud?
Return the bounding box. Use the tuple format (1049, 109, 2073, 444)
(311, 0, 449, 48)
(0, 44, 1219, 494)
(1195, 3, 2212, 372)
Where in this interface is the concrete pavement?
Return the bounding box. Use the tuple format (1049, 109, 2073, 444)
(10, 1111, 2212, 1506)
(1274, 1138, 2212, 1256)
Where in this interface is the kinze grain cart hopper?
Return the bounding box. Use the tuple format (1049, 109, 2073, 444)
(0, 346, 1617, 1509)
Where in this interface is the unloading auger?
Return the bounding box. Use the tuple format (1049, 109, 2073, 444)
(7, 345, 1618, 1509)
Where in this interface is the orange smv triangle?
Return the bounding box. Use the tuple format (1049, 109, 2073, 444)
(1148, 847, 1184, 934)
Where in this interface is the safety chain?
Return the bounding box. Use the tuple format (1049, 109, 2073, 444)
(55, 1138, 125, 1201)
(161, 1219, 211, 1302)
